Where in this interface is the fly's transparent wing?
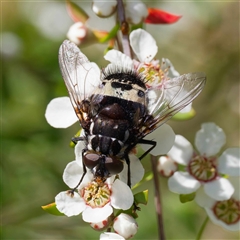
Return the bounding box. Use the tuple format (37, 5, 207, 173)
(58, 40, 101, 123)
(142, 72, 206, 136)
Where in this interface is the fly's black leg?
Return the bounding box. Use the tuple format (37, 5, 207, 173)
(125, 154, 131, 188)
(138, 139, 156, 160)
(70, 149, 87, 194)
(71, 136, 84, 145)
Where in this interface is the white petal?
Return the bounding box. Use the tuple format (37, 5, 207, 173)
(195, 123, 226, 156)
(162, 58, 180, 78)
(167, 135, 194, 165)
(104, 49, 133, 69)
(195, 187, 215, 208)
(82, 204, 113, 223)
(100, 232, 125, 240)
(63, 161, 83, 188)
(119, 154, 144, 187)
(75, 138, 85, 168)
(45, 97, 78, 128)
(204, 178, 234, 201)
(218, 148, 240, 176)
(111, 179, 133, 210)
(205, 207, 240, 231)
(168, 171, 201, 194)
(55, 191, 85, 216)
(157, 156, 178, 177)
(130, 29, 158, 63)
(141, 124, 175, 156)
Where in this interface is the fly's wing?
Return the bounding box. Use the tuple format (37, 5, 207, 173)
(58, 40, 101, 125)
(141, 72, 206, 137)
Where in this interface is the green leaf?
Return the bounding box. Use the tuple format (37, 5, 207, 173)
(69, 129, 81, 148)
(41, 202, 65, 216)
(179, 192, 196, 203)
(66, 0, 89, 23)
(134, 190, 148, 205)
(172, 108, 196, 121)
(132, 171, 153, 189)
(98, 24, 120, 43)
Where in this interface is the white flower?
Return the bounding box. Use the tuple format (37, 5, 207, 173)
(125, 1, 148, 25)
(67, 22, 87, 45)
(55, 142, 143, 223)
(167, 123, 240, 202)
(195, 177, 240, 231)
(113, 213, 138, 239)
(92, 0, 117, 18)
(100, 232, 125, 240)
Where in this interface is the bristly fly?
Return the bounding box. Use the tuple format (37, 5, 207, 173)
(58, 40, 206, 189)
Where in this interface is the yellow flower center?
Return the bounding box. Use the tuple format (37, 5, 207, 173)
(80, 181, 111, 208)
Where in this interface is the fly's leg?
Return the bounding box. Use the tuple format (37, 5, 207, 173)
(138, 139, 156, 160)
(71, 136, 84, 145)
(70, 149, 87, 194)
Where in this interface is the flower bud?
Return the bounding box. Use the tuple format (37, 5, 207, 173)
(90, 217, 110, 231)
(92, 0, 117, 18)
(113, 213, 138, 239)
(67, 22, 87, 45)
(100, 232, 125, 240)
(125, 1, 148, 25)
(157, 156, 178, 177)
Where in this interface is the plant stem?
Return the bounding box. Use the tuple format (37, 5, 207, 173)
(151, 155, 165, 240)
(196, 216, 209, 240)
(116, 0, 131, 57)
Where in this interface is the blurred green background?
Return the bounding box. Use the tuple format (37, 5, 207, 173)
(1, 1, 239, 239)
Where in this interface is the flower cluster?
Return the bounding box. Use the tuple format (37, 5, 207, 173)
(158, 122, 240, 231)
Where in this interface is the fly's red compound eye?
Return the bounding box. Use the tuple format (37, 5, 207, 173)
(83, 153, 100, 170)
(105, 156, 124, 175)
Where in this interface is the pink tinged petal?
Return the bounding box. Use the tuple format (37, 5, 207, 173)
(111, 179, 133, 210)
(205, 208, 240, 231)
(82, 204, 113, 223)
(218, 148, 240, 176)
(104, 49, 133, 68)
(45, 97, 78, 128)
(141, 124, 175, 156)
(119, 155, 144, 187)
(168, 171, 201, 194)
(167, 135, 194, 165)
(63, 161, 83, 188)
(55, 191, 86, 217)
(100, 232, 125, 240)
(129, 29, 158, 63)
(204, 178, 234, 201)
(195, 187, 216, 208)
(157, 156, 178, 177)
(145, 8, 182, 24)
(195, 123, 226, 156)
